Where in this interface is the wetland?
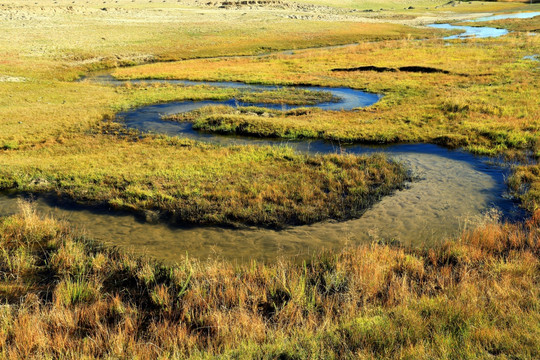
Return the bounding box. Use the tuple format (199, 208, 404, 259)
(1, 1, 539, 358)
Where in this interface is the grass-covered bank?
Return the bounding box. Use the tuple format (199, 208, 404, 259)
(0, 79, 407, 229)
(0, 81, 336, 152)
(0, 202, 538, 359)
(454, 14, 540, 33)
(0, 125, 408, 228)
(127, 31, 540, 211)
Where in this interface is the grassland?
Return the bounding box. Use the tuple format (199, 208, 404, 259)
(0, 0, 452, 227)
(0, 2, 445, 81)
(0, 80, 407, 227)
(122, 28, 540, 210)
(0, 126, 409, 228)
(280, 0, 533, 13)
(1, 0, 540, 358)
(0, 202, 538, 358)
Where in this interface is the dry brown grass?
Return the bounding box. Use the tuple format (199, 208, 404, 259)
(0, 202, 538, 358)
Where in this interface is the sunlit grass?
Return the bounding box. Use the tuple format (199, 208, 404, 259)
(0, 127, 408, 227)
(0, 203, 538, 358)
(1, 2, 540, 357)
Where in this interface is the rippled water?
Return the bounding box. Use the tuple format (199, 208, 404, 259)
(0, 142, 522, 263)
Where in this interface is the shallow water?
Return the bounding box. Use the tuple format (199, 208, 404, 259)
(0, 11, 533, 263)
(428, 23, 508, 39)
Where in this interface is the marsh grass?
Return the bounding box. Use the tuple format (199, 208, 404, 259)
(0, 202, 538, 358)
(127, 33, 540, 208)
(0, 74, 407, 230)
(1, 2, 540, 357)
(0, 124, 409, 228)
(2, 3, 538, 228)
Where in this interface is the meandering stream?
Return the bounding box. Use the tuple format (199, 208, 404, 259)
(1, 11, 536, 263)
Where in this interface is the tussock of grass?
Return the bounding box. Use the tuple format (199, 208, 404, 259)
(509, 163, 540, 212)
(0, 202, 538, 358)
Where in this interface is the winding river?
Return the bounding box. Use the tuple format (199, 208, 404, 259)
(1, 11, 537, 263)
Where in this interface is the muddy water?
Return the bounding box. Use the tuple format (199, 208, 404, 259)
(0, 12, 533, 263)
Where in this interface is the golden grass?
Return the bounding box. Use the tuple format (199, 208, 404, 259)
(0, 2, 443, 81)
(0, 126, 409, 227)
(0, 203, 538, 358)
(0, 1, 454, 228)
(1, 1, 540, 357)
